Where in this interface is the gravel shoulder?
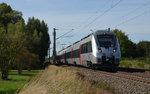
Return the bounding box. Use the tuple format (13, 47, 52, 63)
(66, 66, 150, 94)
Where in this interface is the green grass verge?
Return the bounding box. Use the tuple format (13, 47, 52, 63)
(0, 70, 43, 94)
(119, 59, 150, 69)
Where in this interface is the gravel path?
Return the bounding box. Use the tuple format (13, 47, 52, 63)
(66, 66, 150, 94)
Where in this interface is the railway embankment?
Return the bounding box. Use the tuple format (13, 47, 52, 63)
(18, 65, 150, 94)
(18, 65, 114, 94)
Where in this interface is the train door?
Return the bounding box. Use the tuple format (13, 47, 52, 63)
(79, 45, 82, 65)
(64, 52, 67, 64)
(71, 48, 73, 64)
(82, 43, 88, 66)
(81, 41, 92, 66)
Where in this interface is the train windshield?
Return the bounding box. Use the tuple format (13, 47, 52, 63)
(97, 35, 116, 47)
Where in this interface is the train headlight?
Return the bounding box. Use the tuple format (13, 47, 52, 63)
(98, 48, 102, 53)
(113, 48, 117, 53)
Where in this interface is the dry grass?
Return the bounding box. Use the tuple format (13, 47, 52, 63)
(18, 65, 113, 94)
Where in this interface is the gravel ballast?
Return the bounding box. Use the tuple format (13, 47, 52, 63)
(67, 66, 150, 94)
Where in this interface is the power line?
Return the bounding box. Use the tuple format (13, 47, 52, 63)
(122, 1, 150, 19)
(57, 0, 123, 42)
(79, 0, 111, 26)
(78, 0, 123, 32)
(114, 10, 150, 28)
(97, 0, 150, 29)
(56, 29, 74, 40)
(56, 0, 123, 50)
(55, 0, 112, 41)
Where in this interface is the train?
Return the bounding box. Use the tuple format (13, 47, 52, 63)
(57, 28, 121, 69)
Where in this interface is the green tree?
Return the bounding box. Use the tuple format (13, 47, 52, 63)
(0, 3, 49, 79)
(0, 3, 22, 32)
(26, 17, 50, 68)
(0, 27, 16, 79)
(7, 19, 27, 75)
(112, 29, 136, 57)
(0, 3, 24, 79)
(136, 41, 150, 57)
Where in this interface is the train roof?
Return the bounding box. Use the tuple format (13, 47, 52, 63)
(94, 30, 115, 35)
(57, 29, 115, 53)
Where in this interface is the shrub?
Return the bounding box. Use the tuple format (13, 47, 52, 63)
(146, 55, 150, 64)
(137, 61, 145, 68)
(119, 60, 132, 68)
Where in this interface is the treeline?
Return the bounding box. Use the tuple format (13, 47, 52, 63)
(113, 29, 150, 59)
(0, 3, 50, 80)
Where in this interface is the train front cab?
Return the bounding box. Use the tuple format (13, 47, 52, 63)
(91, 31, 121, 68)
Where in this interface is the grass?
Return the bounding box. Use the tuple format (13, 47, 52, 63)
(90, 80, 115, 92)
(119, 59, 150, 69)
(119, 60, 132, 68)
(0, 70, 43, 94)
(19, 65, 114, 94)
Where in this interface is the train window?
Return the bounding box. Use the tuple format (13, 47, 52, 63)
(84, 44, 86, 53)
(67, 52, 69, 58)
(81, 42, 92, 54)
(77, 49, 79, 57)
(81, 44, 84, 54)
(97, 35, 116, 47)
(65, 52, 71, 59)
(66, 53, 67, 58)
(69, 52, 71, 58)
(88, 41, 92, 52)
(83, 44, 86, 53)
(72, 49, 79, 58)
(62, 54, 64, 59)
(85, 44, 88, 53)
(73, 50, 75, 58)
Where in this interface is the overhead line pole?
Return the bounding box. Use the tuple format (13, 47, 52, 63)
(49, 47, 50, 64)
(53, 28, 57, 64)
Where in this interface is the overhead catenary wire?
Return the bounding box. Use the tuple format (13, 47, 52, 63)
(97, 0, 150, 29)
(113, 0, 150, 28)
(78, 0, 111, 26)
(122, 1, 150, 19)
(78, 0, 123, 32)
(56, 29, 74, 40)
(56, 0, 113, 40)
(113, 10, 150, 28)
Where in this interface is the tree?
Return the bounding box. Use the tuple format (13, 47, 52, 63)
(112, 29, 136, 57)
(0, 3, 24, 79)
(13, 48, 39, 74)
(7, 19, 27, 75)
(0, 27, 16, 79)
(0, 3, 50, 79)
(0, 3, 22, 32)
(26, 17, 50, 68)
(23, 49, 39, 71)
(136, 41, 150, 57)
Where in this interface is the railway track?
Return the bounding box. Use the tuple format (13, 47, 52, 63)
(92, 67, 150, 84)
(59, 65, 150, 94)
(62, 65, 150, 84)
(61, 65, 150, 94)
(96, 70, 150, 84)
(117, 71, 150, 79)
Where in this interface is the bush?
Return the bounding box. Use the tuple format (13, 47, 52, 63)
(137, 61, 145, 68)
(146, 55, 150, 64)
(119, 60, 132, 68)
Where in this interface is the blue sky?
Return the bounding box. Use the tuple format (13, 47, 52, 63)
(1, 0, 150, 52)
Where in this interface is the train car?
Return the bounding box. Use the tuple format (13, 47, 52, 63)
(57, 28, 121, 69)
